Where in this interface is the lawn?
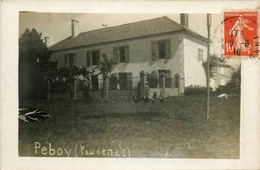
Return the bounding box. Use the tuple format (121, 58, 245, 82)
(19, 95, 240, 158)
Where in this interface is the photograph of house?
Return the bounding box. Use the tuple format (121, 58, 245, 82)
(18, 13, 241, 159)
(49, 14, 208, 97)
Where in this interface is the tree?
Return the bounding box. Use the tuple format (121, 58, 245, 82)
(97, 53, 117, 101)
(218, 66, 241, 94)
(19, 28, 53, 100)
(146, 71, 159, 88)
(229, 66, 241, 90)
(52, 65, 94, 99)
(98, 53, 116, 76)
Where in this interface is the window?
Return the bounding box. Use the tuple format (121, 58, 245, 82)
(119, 46, 126, 62)
(92, 50, 100, 65)
(158, 40, 167, 59)
(118, 72, 132, 90)
(152, 39, 170, 59)
(91, 75, 99, 90)
(64, 53, 75, 67)
(86, 50, 100, 66)
(114, 45, 129, 63)
(158, 70, 171, 88)
(198, 48, 204, 62)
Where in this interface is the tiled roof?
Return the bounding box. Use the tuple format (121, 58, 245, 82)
(50, 16, 207, 52)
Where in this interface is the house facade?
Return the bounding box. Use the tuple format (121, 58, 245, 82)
(50, 15, 208, 97)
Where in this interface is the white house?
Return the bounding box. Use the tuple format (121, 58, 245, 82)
(49, 14, 208, 97)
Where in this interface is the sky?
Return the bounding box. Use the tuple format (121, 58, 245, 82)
(19, 12, 240, 68)
(19, 13, 209, 45)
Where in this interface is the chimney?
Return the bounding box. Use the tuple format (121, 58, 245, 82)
(180, 13, 189, 28)
(71, 19, 79, 38)
(44, 36, 50, 47)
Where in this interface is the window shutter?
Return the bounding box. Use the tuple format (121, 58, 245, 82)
(86, 51, 91, 66)
(152, 41, 158, 60)
(90, 51, 93, 65)
(114, 47, 119, 62)
(64, 54, 68, 65)
(73, 53, 76, 66)
(69, 54, 74, 67)
(97, 51, 100, 65)
(125, 46, 129, 62)
(166, 70, 171, 88)
(126, 72, 133, 89)
(166, 40, 171, 58)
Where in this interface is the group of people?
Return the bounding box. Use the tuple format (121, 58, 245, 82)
(134, 82, 164, 103)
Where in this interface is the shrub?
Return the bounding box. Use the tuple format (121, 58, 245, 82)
(146, 71, 159, 88)
(214, 83, 240, 95)
(185, 85, 212, 95)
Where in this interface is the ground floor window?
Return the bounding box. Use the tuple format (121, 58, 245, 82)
(118, 72, 132, 90)
(91, 75, 99, 90)
(158, 70, 171, 88)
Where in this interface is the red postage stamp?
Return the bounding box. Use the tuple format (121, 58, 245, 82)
(223, 11, 259, 57)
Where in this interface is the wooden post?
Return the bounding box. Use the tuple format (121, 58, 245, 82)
(103, 73, 109, 101)
(74, 78, 77, 100)
(162, 72, 166, 95)
(206, 14, 211, 119)
(139, 71, 146, 99)
(47, 80, 50, 100)
(116, 73, 120, 90)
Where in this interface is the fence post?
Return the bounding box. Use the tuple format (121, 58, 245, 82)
(47, 80, 50, 100)
(139, 71, 146, 99)
(116, 73, 120, 90)
(103, 73, 110, 101)
(162, 72, 166, 95)
(74, 78, 77, 100)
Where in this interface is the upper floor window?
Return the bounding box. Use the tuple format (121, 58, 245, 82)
(152, 39, 171, 60)
(64, 53, 75, 67)
(198, 48, 204, 62)
(114, 45, 129, 63)
(86, 50, 100, 66)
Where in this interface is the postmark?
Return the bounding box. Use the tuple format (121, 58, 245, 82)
(223, 11, 259, 58)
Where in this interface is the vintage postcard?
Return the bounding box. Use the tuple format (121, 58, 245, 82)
(1, 0, 260, 170)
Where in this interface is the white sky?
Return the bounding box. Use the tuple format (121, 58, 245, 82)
(19, 12, 240, 68)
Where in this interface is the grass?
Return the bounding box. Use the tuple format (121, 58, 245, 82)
(19, 95, 240, 158)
